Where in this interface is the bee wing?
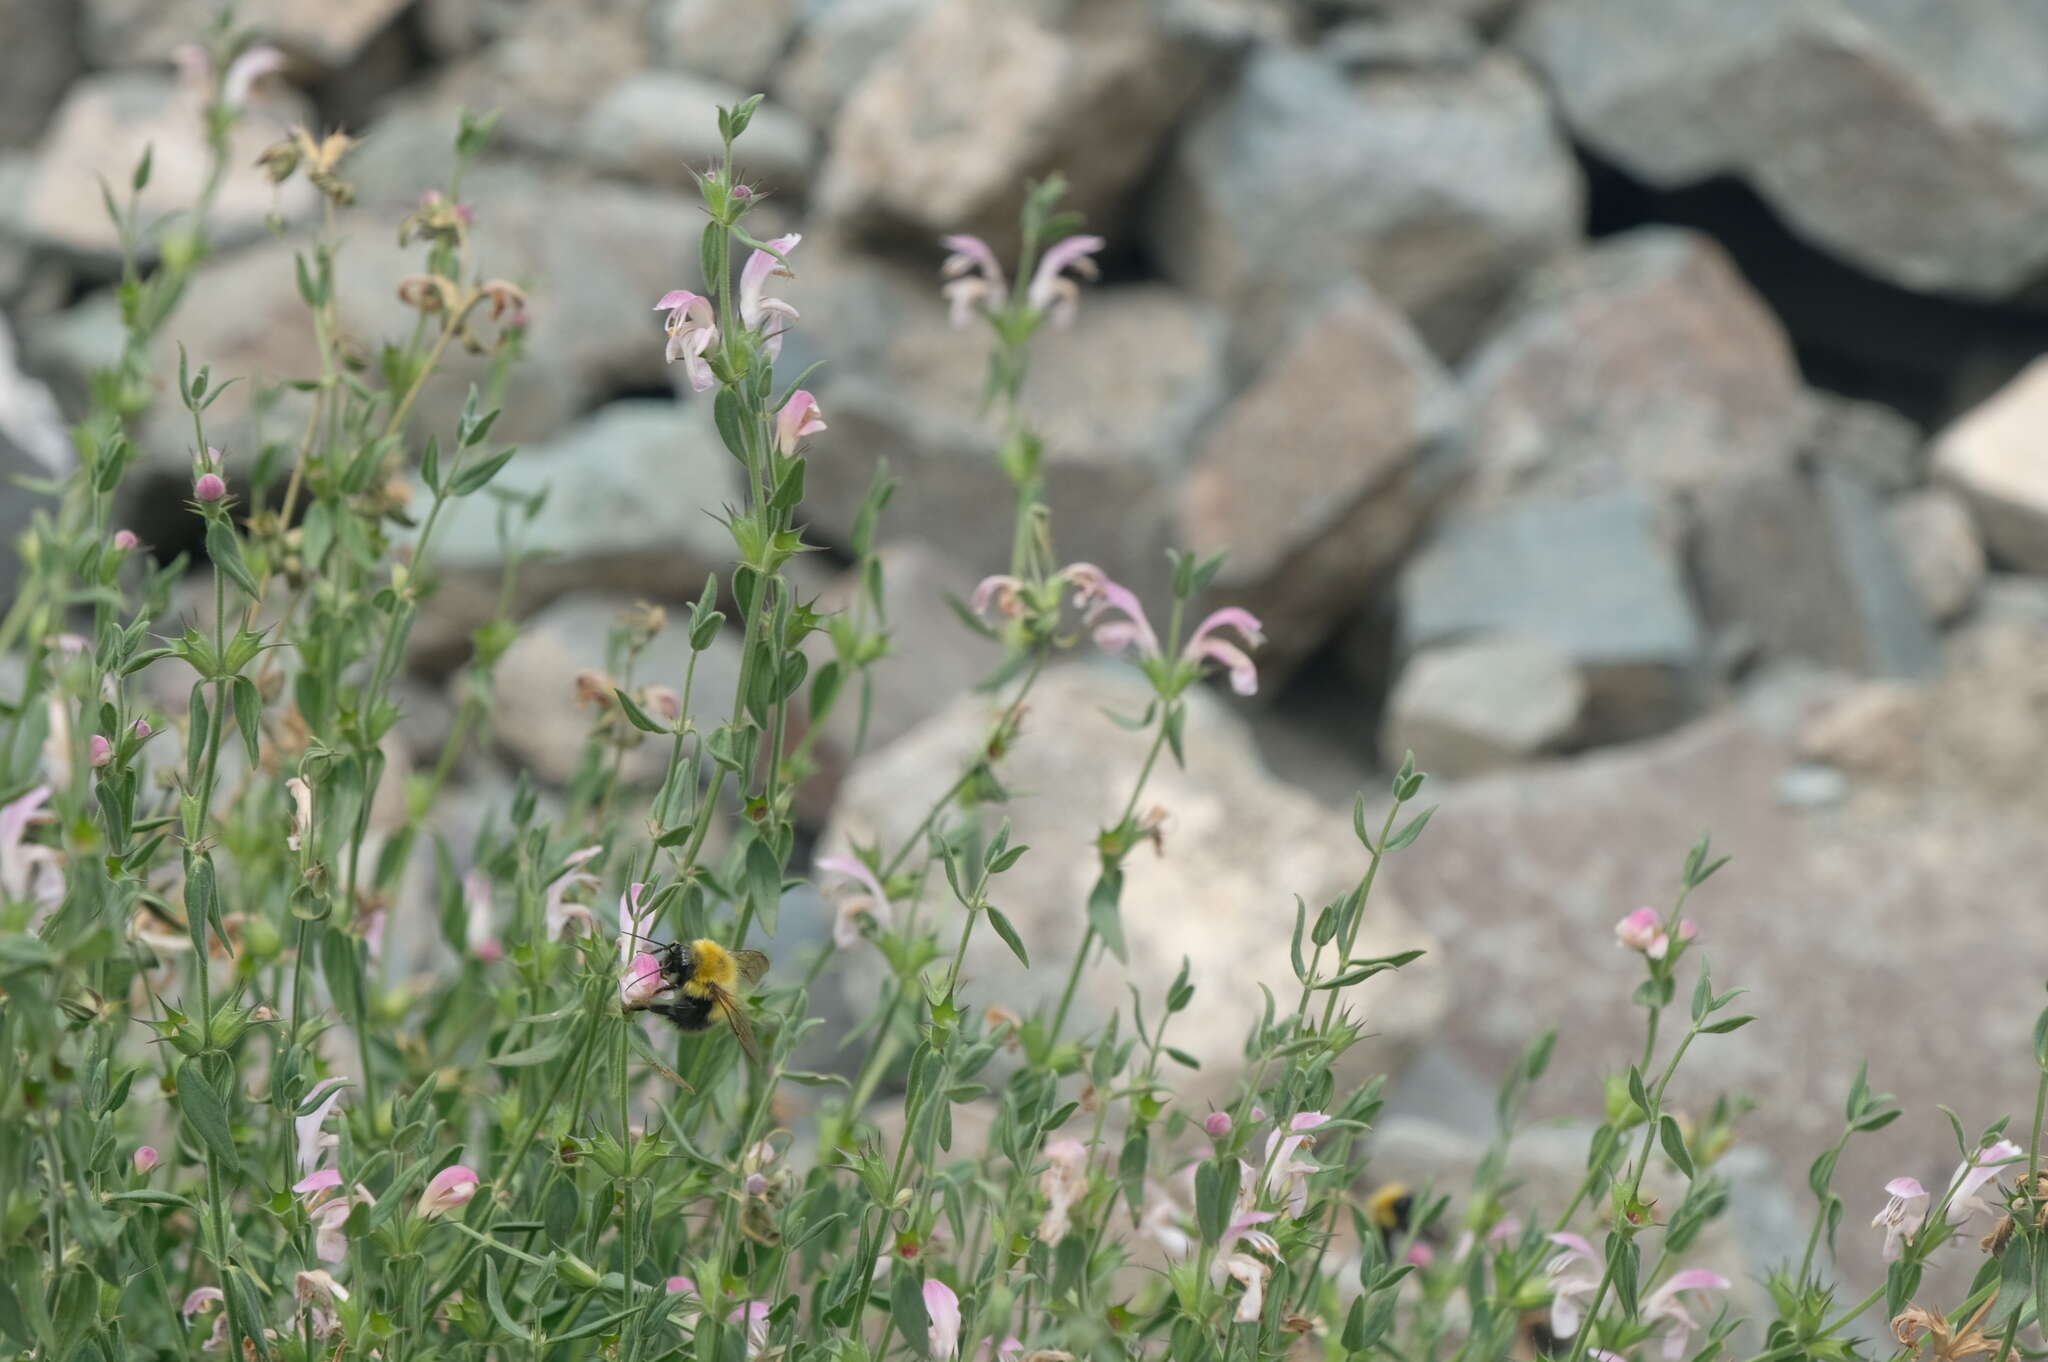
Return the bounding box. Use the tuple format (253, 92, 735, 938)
(732, 949, 770, 986)
(710, 985, 762, 1066)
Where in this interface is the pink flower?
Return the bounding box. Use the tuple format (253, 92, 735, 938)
(1227, 1252, 1269, 1323)
(970, 575, 1026, 621)
(182, 1286, 224, 1319)
(666, 1275, 697, 1295)
(543, 846, 603, 939)
(1871, 1176, 1929, 1260)
(221, 44, 286, 109)
(1204, 1111, 1233, 1139)
(622, 951, 668, 1009)
(817, 854, 891, 950)
(1062, 565, 1265, 695)
(1615, 908, 1661, 952)
(194, 472, 227, 503)
(1947, 1140, 2024, 1224)
(0, 784, 61, 909)
(1642, 1269, 1731, 1360)
(1183, 607, 1265, 697)
(285, 776, 313, 852)
(939, 235, 1006, 328)
(1027, 235, 1104, 327)
(1215, 1207, 1279, 1269)
(418, 1163, 481, 1218)
(728, 1300, 771, 1358)
(113, 529, 141, 551)
(133, 718, 153, 739)
(1405, 1242, 1437, 1268)
(1545, 1233, 1601, 1339)
(739, 233, 801, 360)
(1261, 1112, 1327, 1219)
(294, 1077, 350, 1180)
(972, 1336, 1024, 1362)
(1036, 1139, 1089, 1243)
(655, 290, 719, 392)
(462, 868, 501, 963)
(775, 390, 826, 455)
(924, 1280, 961, 1361)
(295, 1171, 371, 1264)
(90, 735, 113, 768)
(134, 1145, 160, 1174)
(294, 1269, 349, 1306)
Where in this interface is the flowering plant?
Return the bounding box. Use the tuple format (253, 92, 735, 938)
(2, 45, 2045, 1362)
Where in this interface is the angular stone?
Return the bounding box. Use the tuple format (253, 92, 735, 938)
(1932, 356, 2048, 574)
(1796, 681, 1928, 782)
(1397, 488, 1703, 741)
(1149, 43, 1581, 358)
(488, 591, 742, 787)
(1381, 636, 1585, 777)
(776, 0, 934, 126)
(22, 73, 318, 259)
(657, 0, 803, 90)
(1805, 392, 1923, 496)
(822, 664, 1448, 1104)
(84, 0, 411, 68)
(1460, 228, 1813, 509)
(0, 0, 82, 148)
(415, 0, 651, 159)
(1177, 286, 1462, 681)
(816, 0, 1223, 252)
(1888, 488, 1987, 626)
(1514, 0, 2048, 297)
(1695, 464, 1942, 678)
(577, 74, 813, 195)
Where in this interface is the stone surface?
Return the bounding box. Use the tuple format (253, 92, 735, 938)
(1, 0, 82, 149)
(488, 591, 742, 786)
(816, 0, 1223, 252)
(417, 0, 651, 158)
(1806, 392, 1924, 496)
(84, 0, 410, 67)
(821, 664, 1448, 1104)
(1795, 681, 1927, 781)
(1515, 0, 2048, 297)
(1459, 228, 1813, 509)
(1176, 286, 1462, 681)
(775, 0, 934, 126)
(1693, 464, 1942, 678)
(1397, 489, 1703, 741)
(1932, 356, 2048, 574)
(577, 74, 813, 194)
(1321, 13, 1483, 70)
(794, 262, 1229, 598)
(1380, 635, 1584, 777)
(1149, 43, 1581, 358)
(1889, 488, 1987, 625)
(657, 0, 802, 89)
(0, 318, 64, 610)
(22, 72, 317, 259)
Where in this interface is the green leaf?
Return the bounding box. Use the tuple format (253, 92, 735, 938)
(1382, 804, 1436, 852)
(1699, 1015, 1755, 1035)
(1086, 868, 1127, 965)
(484, 1258, 533, 1342)
(206, 519, 260, 599)
(489, 1028, 573, 1067)
(103, 1189, 196, 1212)
(1117, 1129, 1149, 1218)
(888, 1272, 929, 1357)
(613, 688, 668, 734)
(1659, 1114, 1694, 1178)
(1605, 1232, 1640, 1319)
(1626, 1065, 1651, 1117)
(985, 905, 1029, 968)
(1195, 1157, 1239, 1246)
(232, 676, 262, 768)
(449, 447, 516, 495)
(175, 1063, 238, 1172)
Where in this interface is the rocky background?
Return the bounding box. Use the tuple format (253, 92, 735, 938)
(6, 0, 2048, 1317)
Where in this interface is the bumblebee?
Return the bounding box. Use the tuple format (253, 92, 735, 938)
(1366, 1182, 1414, 1243)
(635, 938, 770, 1065)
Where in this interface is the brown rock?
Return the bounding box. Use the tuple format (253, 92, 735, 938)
(1795, 681, 1928, 780)
(1888, 488, 1987, 625)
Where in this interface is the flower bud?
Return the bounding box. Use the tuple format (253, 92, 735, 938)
(417, 1163, 481, 1217)
(133, 1145, 160, 1174)
(90, 735, 113, 768)
(557, 1253, 604, 1289)
(194, 472, 227, 503)
(112, 529, 141, 552)
(133, 719, 153, 739)
(1203, 1111, 1232, 1140)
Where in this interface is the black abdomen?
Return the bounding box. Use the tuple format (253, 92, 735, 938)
(649, 995, 716, 1032)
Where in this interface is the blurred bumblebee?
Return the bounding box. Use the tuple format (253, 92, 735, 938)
(1366, 1182, 1415, 1245)
(630, 938, 770, 1065)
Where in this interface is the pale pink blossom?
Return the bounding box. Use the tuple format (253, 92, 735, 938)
(194, 472, 227, 503)
(1545, 1233, 1601, 1339)
(294, 1077, 350, 1179)
(462, 868, 501, 963)
(183, 1287, 224, 1319)
(221, 45, 286, 110)
(970, 575, 1027, 622)
(971, 1336, 1024, 1362)
(939, 235, 1006, 328)
(1183, 607, 1265, 696)
(1027, 235, 1104, 327)
(1615, 908, 1661, 952)
(728, 1300, 771, 1357)
(666, 1275, 697, 1295)
(1062, 564, 1265, 695)
(739, 233, 801, 359)
(1642, 1269, 1731, 1361)
(0, 784, 61, 908)
(817, 854, 891, 950)
(294, 1269, 349, 1307)
(1406, 1242, 1437, 1268)
(1036, 1139, 1090, 1243)
(775, 390, 826, 455)
(89, 734, 113, 768)
(924, 1279, 962, 1361)
(655, 290, 719, 392)
(622, 951, 668, 1009)
(1227, 1252, 1269, 1323)
(113, 529, 141, 551)
(285, 776, 313, 853)
(1946, 1140, 2024, 1224)
(1872, 1176, 1927, 1261)
(544, 846, 603, 939)
(133, 718, 153, 739)
(1215, 1208, 1279, 1269)
(133, 1145, 160, 1174)
(41, 694, 70, 789)
(1204, 1111, 1233, 1139)
(1262, 1112, 1328, 1219)
(295, 1172, 372, 1264)
(418, 1164, 481, 1218)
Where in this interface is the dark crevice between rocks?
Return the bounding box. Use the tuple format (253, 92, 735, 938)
(1576, 145, 2048, 430)
(125, 469, 212, 570)
(302, 3, 439, 136)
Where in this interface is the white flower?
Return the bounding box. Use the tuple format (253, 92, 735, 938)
(1872, 1176, 1928, 1261)
(1036, 1139, 1089, 1243)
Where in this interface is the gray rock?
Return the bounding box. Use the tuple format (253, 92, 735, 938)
(1176, 286, 1462, 682)
(657, 0, 802, 89)
(0, 314, 66, 609)
(83, 0, 411, 68)
(1888, 488, 1987, 626)
(1459, 228, 1814, 509)
(775, 0, 935, 126)
(415, 0, 652, 159)
(21, 72, 318, 260)
(1148, 43, 1582, 359)
(1796, 680, 1928, 781)
(488, 591, 742, 787)
(1805, 392, 1923, 495)
(821, 663, 1448, 1104)
(1397, 488, 1703, 741)
(815, 0, 1225, 253)
(1775, 761, 1848, 809)
(1694, 463, 1942, 679)
(0, 0, 81, 148)
(577, 74, 813, 194)
(1932, 356, 2048, 573)
(1381, 635, 1585, 777)
(1321, 13, 1483, 70)
(1513, 0, 2048, 297)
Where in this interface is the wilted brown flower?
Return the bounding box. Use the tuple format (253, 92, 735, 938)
(1893, 1296, 2001, 1362)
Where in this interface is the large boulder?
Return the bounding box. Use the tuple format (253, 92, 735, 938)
(1379, 635, 1584, 778)
(576, 74, 813, 194)
(82, 0, 412, 68)
(775, 0, 935, 126)
(0, 0, 81, 149)
(820, 663, 1448, 1104)
(1932, 355, 2048, 574)
(1458, 228, 1813, 509)
(1887, 488, 1987, 627)
(1513, 0, 2048, 297)
(815, 0, 1228, 253)
(0, 315, 68, 609)
(656, 0, 804, 90)
(1148, 42, 1581, 358)
(412, 0, 652, 159)
(1176, 286, 1462, 683)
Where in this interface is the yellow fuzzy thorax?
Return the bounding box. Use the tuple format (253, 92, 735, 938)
(1366, 1182, 1412, 1232)
(682, 938, 736, 997)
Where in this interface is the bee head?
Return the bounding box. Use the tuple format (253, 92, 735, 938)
(1366, 1182, 1413, 1233)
